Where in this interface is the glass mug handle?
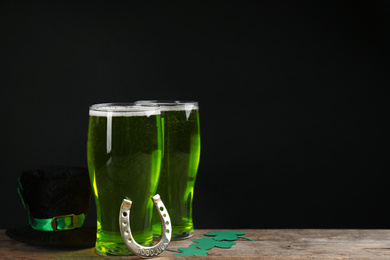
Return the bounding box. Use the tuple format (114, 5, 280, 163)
(119, 194, 172, 258)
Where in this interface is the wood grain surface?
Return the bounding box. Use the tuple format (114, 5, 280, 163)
(1, 229, 390, 259)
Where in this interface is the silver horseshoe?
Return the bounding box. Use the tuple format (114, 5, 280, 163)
(119, 194, 172, 258)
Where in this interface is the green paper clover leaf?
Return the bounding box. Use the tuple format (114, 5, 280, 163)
(204, 230, 254, 241)
(174, 244, 209, 256)
(192, 237, 236, 250)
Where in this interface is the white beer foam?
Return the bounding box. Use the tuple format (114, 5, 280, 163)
(135, 101, 199, 111)
(158, 104, 199, 111)
(89, 105, 160, 117)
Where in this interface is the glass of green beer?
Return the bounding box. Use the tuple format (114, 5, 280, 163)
(87, 103, 162, 256)
(135, 100, 200, 240)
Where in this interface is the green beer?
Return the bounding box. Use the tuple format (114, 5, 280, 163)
(136, 101, 200, 240)
(87, 104, 162, 256)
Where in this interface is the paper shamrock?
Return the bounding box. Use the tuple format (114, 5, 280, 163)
(174, 244, 208, 256)
(192, 237, 236, 250)
(204, 230, 254, 241)
(171, 230, 253, 256)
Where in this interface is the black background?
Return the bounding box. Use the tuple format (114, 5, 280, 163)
(1, 1, 389, 230)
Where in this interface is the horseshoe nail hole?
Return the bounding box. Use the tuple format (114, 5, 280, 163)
(160, 206, 164, 211)
(122, 221, 127, 226)
(165, 221, 169, 225)
(127, 238, 132, 242)
(163, 214, 167, 218)
(166, 229, 170, 234)
(124, 230, 129, 235)
(122, 212, 127, 217)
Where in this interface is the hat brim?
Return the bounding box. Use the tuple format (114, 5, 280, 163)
(6, 226, 96, 248)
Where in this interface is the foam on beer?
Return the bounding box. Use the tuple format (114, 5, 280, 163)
(135, 101, 199, 112)
(89, 105, 160, 117)
(157, 104, 199, 111)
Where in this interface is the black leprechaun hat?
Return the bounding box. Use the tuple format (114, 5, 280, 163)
(6, 166, 96, 248)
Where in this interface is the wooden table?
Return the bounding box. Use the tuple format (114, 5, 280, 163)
(1, 229, 390, 259)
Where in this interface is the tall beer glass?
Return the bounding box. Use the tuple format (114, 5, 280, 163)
(87, 103, 162, 256)
(136, 100, 200, 240)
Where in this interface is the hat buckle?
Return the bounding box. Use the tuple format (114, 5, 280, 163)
(119, 194, 172, 258)
(51, 214, 78, 231)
